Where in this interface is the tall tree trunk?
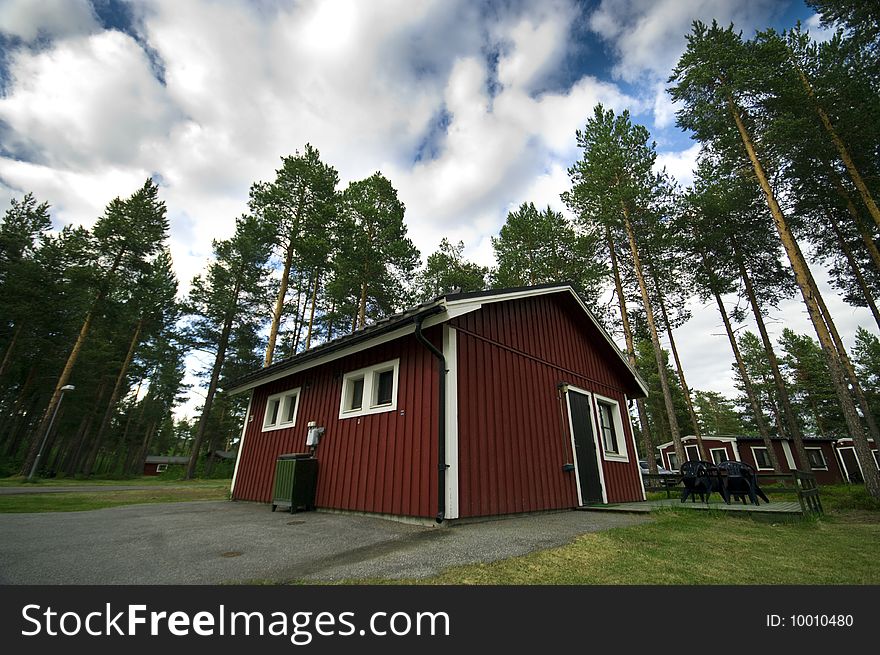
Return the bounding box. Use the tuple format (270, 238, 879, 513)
(186, 302, 237, 480)
(63, 381, 105, 476)
(1, 365, 36, 452)
(19, 247, 125, 476)
(794, 65, 880, 228)
(832, 176, 880, 273)
(728, 95, 880, 496)
(83, 318, 143, 476)
(734, 247, 810, 469)
(0, 321, 23, 380)
(619, 202, 685, 465)
(305, 269, 321, 350)
(812, 277, 880, 447)
(652, 271, 706, 459)
(358, 278, 368, 331)
(607, 227, 656, 471)
(710, 286, 782, 473)
(291, 268, 309, 354)
(265, 242, 295, 367)
(131, 420, 158, 476)
(828, 212, 880, 330)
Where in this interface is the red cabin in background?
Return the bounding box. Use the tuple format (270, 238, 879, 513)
(656, 434, 850, 485)
(227, 284, 649, 522)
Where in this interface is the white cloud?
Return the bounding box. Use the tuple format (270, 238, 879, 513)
(805, 13, 835, 43)
(588, 0, 783, 83)
(655, 143, 701, 187)
(2, 0, 871, 423)
(0, 0, 97, 42)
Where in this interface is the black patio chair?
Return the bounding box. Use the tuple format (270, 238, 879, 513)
(717, 461, 767, 505)
(679, 460, 716, 504)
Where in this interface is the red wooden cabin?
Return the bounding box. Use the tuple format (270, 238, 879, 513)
(227, 284, 649, 522)
(656, 434, 846, 485)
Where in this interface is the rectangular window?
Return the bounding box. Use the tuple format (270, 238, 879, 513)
(873, 450, 879, 470)
(262, 388, 301, 432)
(374, 368, 394, 406)
(598, 402, 618, 454)
(667, 453, 679, 472)
(348, 376, 365, 411)
(156, 464, 168, 473)
(593, 394, 628, 461)
(806, 447, 828, 470)
(752, 447, 773, 470)
(685, 445, 700, 462)
(339, 359, 400, 419)
(710, 448, 728, 465)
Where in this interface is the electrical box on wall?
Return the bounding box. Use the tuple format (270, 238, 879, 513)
(306, 421, 325, 447)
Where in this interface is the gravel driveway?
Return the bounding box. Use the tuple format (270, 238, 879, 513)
(0, 501, 648, 584)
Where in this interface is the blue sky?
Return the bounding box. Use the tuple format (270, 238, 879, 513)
(0, 0, 868, 413)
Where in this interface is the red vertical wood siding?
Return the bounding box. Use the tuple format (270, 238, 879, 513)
(453, 294, 644, 517)
(232, 330, 440, 518)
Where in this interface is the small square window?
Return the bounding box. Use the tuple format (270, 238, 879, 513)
(710, 448, 728, 465)
(806, 448, 827, 470)
(752, 447, 772, 470)
(262, 387, 301, 432)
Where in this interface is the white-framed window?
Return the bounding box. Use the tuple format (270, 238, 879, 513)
(263, 387, 301, 432)
(873, 450, 879, 470)
(156, 464, 168, 473)
(685, 444, 700, 462)
(667, 452, 680, 472)
(751, 446, 773, 471)
(339, 359, 400, 419)
(594, 394, 628, 461)
(806, 447, 828, 471)
(710, 448, 728, 465)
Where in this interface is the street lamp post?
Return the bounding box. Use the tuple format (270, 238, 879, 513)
(28, 384, 75, 481)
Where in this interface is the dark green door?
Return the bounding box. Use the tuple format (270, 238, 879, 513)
(568, 389, 603, 505)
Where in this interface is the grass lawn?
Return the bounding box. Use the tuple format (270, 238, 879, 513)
(364, 484, 880, 585)
(0, 475, 221, 487)
(0, 479, 229, 512)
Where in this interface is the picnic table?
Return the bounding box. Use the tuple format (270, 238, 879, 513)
(679, 460, 769, 506)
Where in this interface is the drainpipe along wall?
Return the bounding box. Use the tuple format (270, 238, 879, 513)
(414, 314, 447, 523)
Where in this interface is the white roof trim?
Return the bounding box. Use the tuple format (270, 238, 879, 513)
(229, 285, 648, 397)
(656, 435, 739, 451)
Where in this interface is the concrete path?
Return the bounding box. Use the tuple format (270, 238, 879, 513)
(0, 501, 649, 584)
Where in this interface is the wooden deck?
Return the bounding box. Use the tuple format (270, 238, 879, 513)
(579, 499, 805, 516)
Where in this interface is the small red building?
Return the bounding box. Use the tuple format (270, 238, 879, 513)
(143, 455, 190, 476)
(656, 435, 846, 485)
(227, 284, 649, 522)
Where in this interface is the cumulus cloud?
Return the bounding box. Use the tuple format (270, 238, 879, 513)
(0, 0, 98, 42)
(1, 0, 870, 419)
(655, 143, 701, 187)
(588, 0, 783, 83)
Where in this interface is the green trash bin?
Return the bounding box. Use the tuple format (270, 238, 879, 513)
(271, 453, 318, 513)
